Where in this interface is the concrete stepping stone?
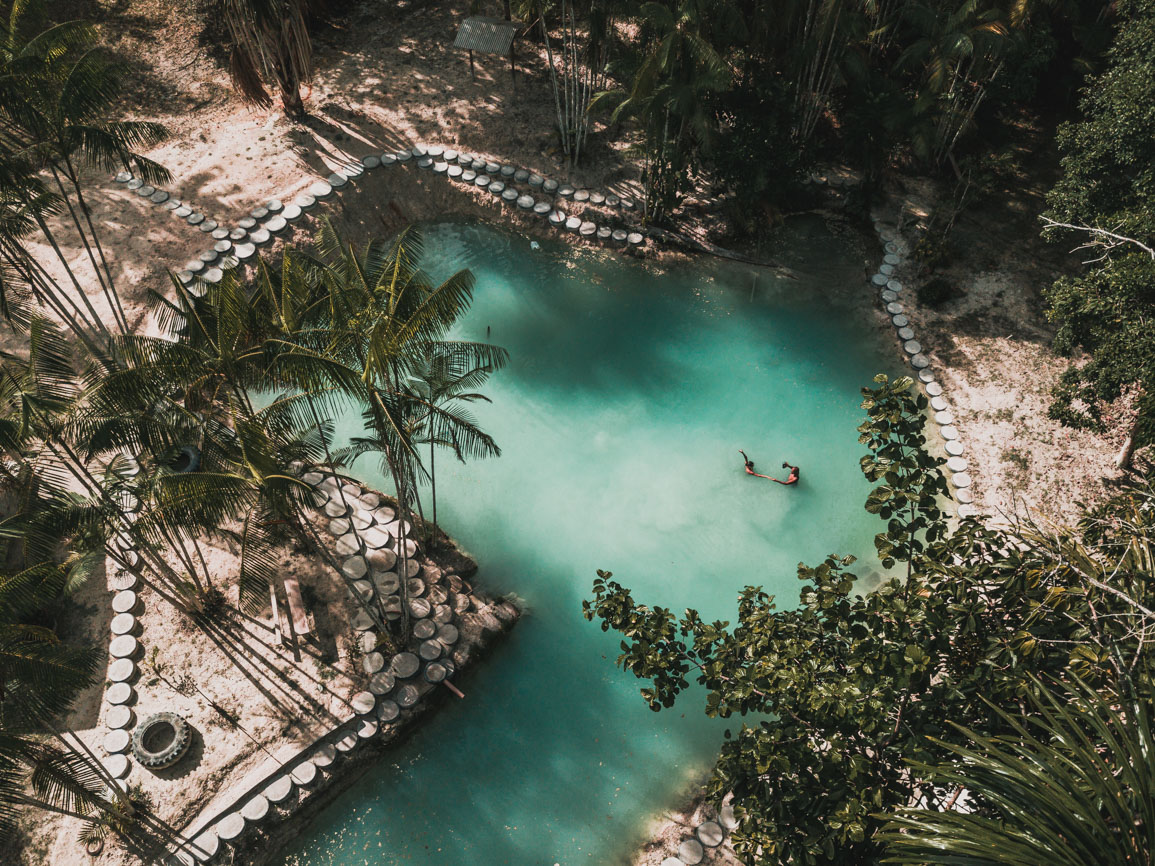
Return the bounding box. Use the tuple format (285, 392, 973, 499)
(475, 175, 492, 189)
(369, 671, 395, 695)
(417, 157, 433, 169)
(362, 155, 381, 170)
(885, 241, 899, 254)
(443, 149, 459, 161)
(238, 217, 257, 230)
(249, 228, 271, 245)
(110, 634, 138, 658)
(945, 440, 965, 456)
(266, 215, 287, 234)
(164, 199, 182, 211)
(597, 227, 612, 240)
(293, 193, 316, 211)
(427, 585, 448, 605)
(111, 613, 136, 635)
(931, 396, 948, 411)
(330, 517, 351, 536)
(189, 830, 220, 863)
(105, 753, 130, 779)
(408, 597, 431, 618)
(719, 803, 739, 830)
(888, 280, 903, 292)
(947, 456, 968, 472)
(662, 859, 683, 866)
(199, 220, 218, 233)
(368, 550, 397, 574)
(880, 290, 897, 303)
(897, 326, 914, 340)
(106, 705, 134, 730)
(952, 472, 972, 489)
(499, 165, 515, 177)
(216, 811, 245, 842)
(925, 381, 943, 397)
(697, 821, 724, 847)
(392, 652, 420, 678)
(678, 838, 704, 864)
(606, 194, 621, 207)
(377, 699, 400, 722)
(363, 527, 392, 550)
(324, 499, 348, 518)
(419, 639, 442, 661)
(198, 249, 219, 264)
(880, 263, 895, 275)
(329, 172, 349, 188)
(241, 795, 270, 823)
(112, 590, 137, 614)
(612, 229, 628, 242)
(462, 169, 477, 182)
(264, 775, 293, 804)
(934, 410, 954, 425)
(871, 273, 888, 286)
(407, 577, 426, 598)
(358, 492, 380, 509)
(548, 210, 565, 226)
(126, 179, 144, 190)
(904, 340, 922, 355)
(564, 216, 581, 231)
(109, 658, 135, 682)
(517, 194, 534, 209)
(918, 368, 935, 383)
(590, 192, 606, 204)
(627, 232, 645, 246)
(350, 579, 374, 601)
(533, 202, 551, 216)
(334, 730, 359, 753)
(351, 610, 374, 631)
(107, 682, 133, 705)
(940, 425, 960, 440)
(380, 153, 397, 166)
(884, 253, 901, 265)
(432, 604, 453, 625)
(395, 683, 419, 708)
(433, 161, 448, 173)
(202, 267, 223, 284)
(543, 178, 559, 193)
(911, 353, 930, 369)
(375, 573, 400, 596)
(579, 221, 596, 236)
(958, 503, 978, 518)
(115, 171, 132, 183)
(335, 533, 361, 556)
(413, 619, 436, 640)
(437, 623, 459, 646)
(213, 239, 232, 253)
(529, 173, 544, 187)
(363, 652, 385, 675)
(309, 181, 332, 198)
(558, 184, 575, 197)
(497, 184, 515, 199)
(290, 761, 318, 786)
(252, 206, 270, 220)
(342, 555, 368, 580)
(104, 728, 131, 754)
(174, 205, 193, 218)
(150, 190, 170, 204)
(956, 488, 974, 504)
(282, 203, 303, 221)
(351, 509, 375, 530)
(447, 165, 463, 178)
(313, 742, 337, 767)
(574, 189, 590, 202)
(357, 718, 378, 739)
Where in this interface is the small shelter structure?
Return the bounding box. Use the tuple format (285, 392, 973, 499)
(454, 16, 520, 80)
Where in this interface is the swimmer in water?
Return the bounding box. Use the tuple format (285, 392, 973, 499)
(739, 450, 772, 479)
(768, 462, 800, 486)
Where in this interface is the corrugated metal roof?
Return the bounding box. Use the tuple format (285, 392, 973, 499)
(454, 16, 519, 55)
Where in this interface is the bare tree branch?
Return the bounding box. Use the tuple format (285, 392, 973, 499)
(1040, 217, 1155, 262)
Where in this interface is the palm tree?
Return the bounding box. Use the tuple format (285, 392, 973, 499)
(880, 677, 1155, 865)
(222, 0, 315, 118)
(405, 348, 502, 543)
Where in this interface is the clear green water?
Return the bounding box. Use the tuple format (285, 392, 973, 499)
(279, 221, 895, 866)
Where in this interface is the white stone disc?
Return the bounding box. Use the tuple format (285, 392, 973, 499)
(905, 339, 923, 355)
(892, 314, 908, 328)
(350, 579, 374, 600)
(432, 604, 454, 624)
(517, 194, 534, 209)
(111, 570, 138, 591)
(926, 381, 943, 396)
(408, 597, 432, 619)
(104, 728, 131, 753)
(363, 652, 385, 674)
(911, 353, 930, 369)
(413, 619, 436, 639)
(340, 483, 360, 499)
(597, 226, 612, 239)
(887, 279, 903, 292)
(886, 302, 903, 315)
(335, 533, 361, 556)
(106, 705, 133, 729)
(397, 544, 420, 566)
(898, 326, 915, 340)
(342, 555, 368, 579)
(427, 585, 448, 605)
(627, 232, 645, 245)
(374, 505, 397, 523)
(375, 572, 400, 595)
(395, 684, 419, 708)
(940, 425, 960, 440)
(357, 631, 376, 653)
(351, 509, 374, 530)
(437, 623, 460, 646)
(881, 290, 897, 303)
(110, 634, 137, 659)
(351, 610, 374, 631)
(579, 221, 596, 236)
(111, 613, 136, 635)
(106, 682, 132, 704)
(945, 440, 965, 456)
(956, 488, 975, 504)
(241, 795, 270, 823)
(697, 820, 724, 847)
(392, 652, 420, 678)
(368, 549, 397, 572)
(263, 775, 293, 804)
(884, 253, 901, 265)
(564, 216, 581, 231)
(363, 526, 391, 549)
(359, 492, 380, 509)
(377, 699, 400, 722)
(958, 504, 978, 518)
(419, 639, 442, 661)
(407, 578, 426, 598)
(290, 761, 318, 786)
(611, 229, 627, 242)
(216, 812, 246, 841)
(662, 859, 683, 866)
(918, 368, 935, 384)
(309, 180, 332, 198)
(678, 838, 705, 864)
(105, 753, 130, 779)
(189, 830, 219, 862)
(108, 658, 135, 682)
(334, 730, 359, 753)
(871, 273, 888, 286)
(930, 396, 948, 411)
(952, 472, 972, 489)
(934, 410, 954, 425)
(312, 742, 337, 767)
(369, 671, 395, 695)
(946, 456, 968, 472)
(447, 165, 463, 178)
(112, 590, 137, 614)
(880, 263, 895, 276)
(324, 499, 348, 518)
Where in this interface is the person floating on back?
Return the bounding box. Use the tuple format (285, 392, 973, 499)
(738, 450, 773, 480)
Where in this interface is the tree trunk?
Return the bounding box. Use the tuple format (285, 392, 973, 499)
(1115, 413, 1142, 470)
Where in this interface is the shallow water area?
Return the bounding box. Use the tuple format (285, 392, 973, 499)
(278, 221, 897, 865)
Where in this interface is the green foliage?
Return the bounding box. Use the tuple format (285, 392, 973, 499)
(585, 374, 1155, 864)
(1042, 0, 1155, 464)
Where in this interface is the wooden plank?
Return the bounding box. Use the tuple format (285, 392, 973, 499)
(283, 576, 312, 637)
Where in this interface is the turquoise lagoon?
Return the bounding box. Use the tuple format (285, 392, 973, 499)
(279, 221, 897, 865)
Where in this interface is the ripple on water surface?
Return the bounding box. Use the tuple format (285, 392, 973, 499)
(279, 220, 897, 865)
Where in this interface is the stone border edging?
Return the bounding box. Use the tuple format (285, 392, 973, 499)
(869, 217, 977, 519)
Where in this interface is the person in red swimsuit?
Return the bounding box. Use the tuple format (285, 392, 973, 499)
(739, 450, 773, 480)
